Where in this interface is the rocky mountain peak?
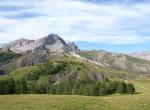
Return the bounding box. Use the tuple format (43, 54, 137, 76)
(67, 42, 80, 52)
(38, 34, 66, 46)
(1, 34, 79, 54)
(46, 34, 60, 39)
(1, 38, 34, 53)
(10, 38, 34, 46)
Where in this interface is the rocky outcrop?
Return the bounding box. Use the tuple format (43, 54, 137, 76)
(2, 38, 34, 53)
(16, 53, 48, 67)
(129, 51, 150, 61)
(67, 42, 80, 52)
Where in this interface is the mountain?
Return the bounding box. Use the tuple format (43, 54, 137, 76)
(2, 38, 34, 53)
(9, 54, 137, 83)
(1, 34, 150, 74)
(1, 33, 150, 84)
(129, 51, 150, 61)
(1, 34, 79, 54)
(67, 42, 80, 52)
(79, 50, 150, 73)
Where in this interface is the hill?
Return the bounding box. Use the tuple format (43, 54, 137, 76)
(7, 54, 141, 83)
(129, 51, 150, 61)
(0, 34, 150, 82)
(79, 50, 150, 73)
(0, 34, 149, 95)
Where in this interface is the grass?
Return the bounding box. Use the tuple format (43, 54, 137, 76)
(37, 75, 50, 85)
(0, 79, 150, 110)
(79, 51, 97, 60)
(2, 55, 149, 110)
(9, 66, 39, 80)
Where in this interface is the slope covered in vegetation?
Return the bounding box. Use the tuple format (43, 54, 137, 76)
(0, 54, 137, 96)
(79, 50, 150, 73)
(0, 52, 21, 66)
(0, 79, 149, 110)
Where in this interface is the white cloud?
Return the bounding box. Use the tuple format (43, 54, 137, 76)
(0, 0, 150, 45)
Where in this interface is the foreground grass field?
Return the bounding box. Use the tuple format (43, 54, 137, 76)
(0, 80, 150, 110)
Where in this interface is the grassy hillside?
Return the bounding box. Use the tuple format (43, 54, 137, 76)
(0, 52, 21, 65)
(0, 53, 150, 110)
(8, 54, 139, 83)
(79, 51, 150, 73)
(9, 66, 39, 80)
(0, 79, 149, 110)
(0, 52, 21, 72)
(0, 52, 146, 82)
(8, 60, 105, 83)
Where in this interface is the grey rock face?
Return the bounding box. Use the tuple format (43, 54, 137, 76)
(2, 38, 34, 53)
(129, 51, 150, 61)
(17, 53, 48, 67)
(67, 42, 80, 52)
(1, 34, 78, 54)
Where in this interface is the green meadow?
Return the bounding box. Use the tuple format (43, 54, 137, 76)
(0, 79, 149, 110)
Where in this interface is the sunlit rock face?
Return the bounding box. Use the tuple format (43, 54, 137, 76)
(1, 34, 79, 54)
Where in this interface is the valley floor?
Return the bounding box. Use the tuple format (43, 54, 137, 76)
(0, 80, 150, 110)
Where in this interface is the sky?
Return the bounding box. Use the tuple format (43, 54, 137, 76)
(0, 0, 150, 53)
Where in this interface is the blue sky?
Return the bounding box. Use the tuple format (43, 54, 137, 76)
(0, 0, 150, 53)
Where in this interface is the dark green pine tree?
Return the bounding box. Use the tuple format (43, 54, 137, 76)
(27, 81, 37, 94)
(0, 77, 15, 94)
(98, 83, 107, 96)
(116, 82, 126, 93)
(7, 78, 15, 94)
(89, 84, 98, 96)
(105, 82, 117, 94)
(20, 78, 28, 94)
(126, 83, 135, 94)
(82, 85, 90, 96)
(15, 78, 28, 94)
(78, 84, 85, 95)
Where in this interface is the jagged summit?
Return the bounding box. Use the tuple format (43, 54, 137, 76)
(67, 42, 80, 52)
(1, 34, 79, 54)
(1, 38, 34, 53)
(38, 34, 66, 46)
(10, 38, 34, 46)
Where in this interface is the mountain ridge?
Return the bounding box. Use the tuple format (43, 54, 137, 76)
(129, 51, 150, 61)
(1, 34, 150, 74)
(78, 50, 150, 73)
(1, 34, 79, 54)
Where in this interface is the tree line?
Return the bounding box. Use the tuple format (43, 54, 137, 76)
(0, 77, 135, 96)
(25, 62, 67, 80)
(0, 77, 27, 94)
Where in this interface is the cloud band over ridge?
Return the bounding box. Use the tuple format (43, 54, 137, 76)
(0, 0, 150, 47)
